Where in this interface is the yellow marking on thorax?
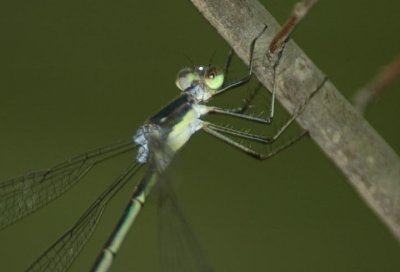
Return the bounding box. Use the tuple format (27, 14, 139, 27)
(166, 109, 199, 152)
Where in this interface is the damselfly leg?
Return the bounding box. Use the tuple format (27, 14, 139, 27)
(0, 24, 324, 272)
(203, 76, 327, 160)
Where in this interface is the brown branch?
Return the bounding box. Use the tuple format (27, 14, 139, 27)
(268, 0, 318, 55)
(190, 0, 400, 241)
(353, 55, 400, 114)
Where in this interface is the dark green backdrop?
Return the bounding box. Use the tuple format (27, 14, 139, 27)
(1, 1, 399, 271)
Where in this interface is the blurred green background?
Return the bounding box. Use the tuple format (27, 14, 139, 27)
(1, 0, 400, 271)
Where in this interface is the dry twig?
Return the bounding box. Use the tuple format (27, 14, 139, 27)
(190, 0, 400, 240)
(268, 0, 318, 57)
(353, 56, 400, 114)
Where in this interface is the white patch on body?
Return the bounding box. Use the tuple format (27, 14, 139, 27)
(133, 124, 153, 163)
(133, 104, 210, 163)
(187, 85, 213, 102)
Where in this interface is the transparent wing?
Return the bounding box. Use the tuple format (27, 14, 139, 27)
(158, 179, 214, 272)
(27, 161, 143, 272)
(0, 140, 136, 230)
(145, 125, 213, 271)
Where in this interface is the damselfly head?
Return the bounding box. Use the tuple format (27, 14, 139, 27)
(175, 66, 224, 92)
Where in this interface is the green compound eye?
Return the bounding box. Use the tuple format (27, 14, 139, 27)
(204, 67, 224, 90)
(175, 68, 196, 91)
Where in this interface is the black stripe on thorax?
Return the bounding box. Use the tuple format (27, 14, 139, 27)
(148, 93, 195, 127)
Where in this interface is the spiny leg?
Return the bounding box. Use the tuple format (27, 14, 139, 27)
(223, 48, 234, 80)
(222, 42, 262, 115)
(230, 83, 263, 114)
(215, 25, 268, 96)
(208, 97, 271, 125)
(216, 22, 292, 125)
(202, 124, 307, 160)
(267, 26, 291, 121)
(212, 26, 277, 124)
(204, 99, 307, 153)
(202, 107, 298, 146)
(208, 76, 327, 128)
(202, 76, 328, 159)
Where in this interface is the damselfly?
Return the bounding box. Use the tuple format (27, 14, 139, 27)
(0, 26, 325, 272)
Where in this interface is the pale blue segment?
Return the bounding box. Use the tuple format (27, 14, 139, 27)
(95, 251, 113, 272)
(94, 199, 142, 272)
(108, 199, 142, 253)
